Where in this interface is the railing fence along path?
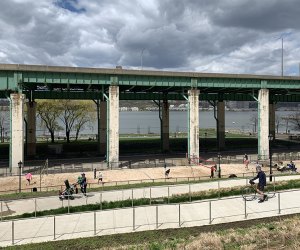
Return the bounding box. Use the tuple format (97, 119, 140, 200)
(1, 151, 299, 178)
(2, 174, 300, 220)
(1, 188, 300, 247)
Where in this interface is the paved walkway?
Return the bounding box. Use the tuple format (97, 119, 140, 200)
(1, 174, 300, 217)
(0, 186, 300, 247)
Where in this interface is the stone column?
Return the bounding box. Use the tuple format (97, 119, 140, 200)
(162, 99, 169, 152)
(26, 101, 36, 157)
(10, 93, 25, 174)
(108, 86, 119, 167)
(258, 89, 269, 160)
(100, 100, 107, 155)
(217, 101, 225, 150)
(188, 89, 200, 163)
(269, 102, 276, 140)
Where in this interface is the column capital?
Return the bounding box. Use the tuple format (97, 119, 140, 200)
(110, 76, 118, 85)
(188, 89, 200, 95)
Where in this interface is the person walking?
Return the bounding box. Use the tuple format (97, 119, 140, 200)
(79, 173, 87, 196)
(210, 165, 215, 178)
(244, 154, 249, 170)
(25, 173, 32, 185)
(98, 171, 103, 183)
(93, 168, 97, 179)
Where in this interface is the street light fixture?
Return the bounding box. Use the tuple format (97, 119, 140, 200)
(268, 134, 273, 182)
(217, 153, 221, 178)
(18, 161, 23, 193)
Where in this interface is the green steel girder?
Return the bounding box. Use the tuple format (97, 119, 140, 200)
(22, 72, 111, 85)
(0, 71, 19, 91)
(22, 74, 298, 90)
(12, 90, 298, 102)
(0, 64, 300, 93)
(0, 91, 10, 99)
(22, 74, 300, 89)
(272, 94, 300, 102)
(0, 87, 299, 102)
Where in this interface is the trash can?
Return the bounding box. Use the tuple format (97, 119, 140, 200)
(32, 187, 37, 192)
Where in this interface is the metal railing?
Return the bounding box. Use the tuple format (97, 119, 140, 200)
(0, 187, 300, 247)
(1, 174, 299, 220)
(0, 170, 263, 195)
(211, 152, 300, 164)
(1, 152, 299, 177)
(0, 158, 188, 177)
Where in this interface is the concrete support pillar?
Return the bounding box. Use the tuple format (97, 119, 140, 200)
(188, 89, 200, 162)
(162, 99, 169, 152)
(26, 101, 36, 157)
(108, 86, 119, 167)
(258, 89, 269, 160)
(269, 102, 276, 140)
(99, 101, 107, 155)
(217, 101, 225, 150)
(10, 93, 25, 173)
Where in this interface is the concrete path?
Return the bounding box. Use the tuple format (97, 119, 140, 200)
(0, 187, 300, 247)
(1, 174, 300, 217)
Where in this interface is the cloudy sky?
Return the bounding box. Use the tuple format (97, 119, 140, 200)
(0, 0, 300, 75)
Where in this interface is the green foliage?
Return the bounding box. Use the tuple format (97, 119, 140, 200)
(148, 242, 164, 250)
(37, 100, 63, 143)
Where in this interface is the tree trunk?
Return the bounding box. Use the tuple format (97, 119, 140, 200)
(75, 130, 79, 141)
(66, 130, 70, 143)
(50, 132, 55, 143)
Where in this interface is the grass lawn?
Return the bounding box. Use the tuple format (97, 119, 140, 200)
(1, 129, 298, 159)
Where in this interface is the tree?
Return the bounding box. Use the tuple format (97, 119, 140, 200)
(289, 113, 300, 131)
(37, 100, 62, 143)
(58, 100, 95, 142)
(250, 115, 258, 133)
(0, 111, 7, 143)
(282, 114, 293, 134)
(275, 115, 282, 134)
(74, 102, 95, 141)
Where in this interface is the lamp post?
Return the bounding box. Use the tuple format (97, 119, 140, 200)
(217, 153, 221, 178)
(204, 132, 207, 153)
(268, 134, 273, 182)
(281, 37, 283, 77)
(18, 161, 23, 193)
(140, 48, 145, 70)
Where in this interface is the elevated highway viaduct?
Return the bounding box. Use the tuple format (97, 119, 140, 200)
(0, 64, 300, 173)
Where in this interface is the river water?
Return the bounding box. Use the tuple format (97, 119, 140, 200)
(119, 110, 297, 134)
(1, 110, 297, 136)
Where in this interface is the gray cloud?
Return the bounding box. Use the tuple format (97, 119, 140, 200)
(210, 0, 300, 32)
(0, 0, 299, 75)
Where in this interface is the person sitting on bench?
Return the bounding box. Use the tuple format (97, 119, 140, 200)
(287, 161, 297, 172)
